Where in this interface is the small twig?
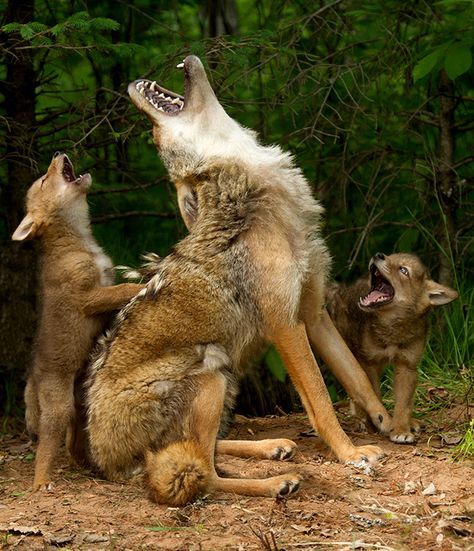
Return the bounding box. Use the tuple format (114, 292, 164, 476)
(89, 180, 165, 196)
(250, 527, 279, 551)
(289, 542, 395, 550)
(92, 211, 177, 224)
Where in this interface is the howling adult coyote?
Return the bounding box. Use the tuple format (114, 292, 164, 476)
(87, 56, 390, 505)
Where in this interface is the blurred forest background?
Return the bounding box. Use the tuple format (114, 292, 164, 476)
(1, 0, 473, 423)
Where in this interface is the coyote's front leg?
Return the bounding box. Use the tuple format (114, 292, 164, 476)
(272, 322, 383, 465)
(301, 284, 392, 435)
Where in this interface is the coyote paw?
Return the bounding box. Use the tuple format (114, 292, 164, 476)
(342, 444, 384, 468)
(268, 439, 298, 461)
(33, 481, 54, 492)
(369, 411, 392, 436)
(389, 420, 420, 444)
(273, 473, 302, 498)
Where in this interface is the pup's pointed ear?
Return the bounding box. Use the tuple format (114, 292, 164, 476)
(426, 279, 458, 306)
(11, 214, 37, 241)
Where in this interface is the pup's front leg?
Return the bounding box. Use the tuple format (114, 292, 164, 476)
(82, 283, 146, 316)
(390, 363, 420, 443)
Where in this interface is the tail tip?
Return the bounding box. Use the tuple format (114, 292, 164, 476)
(145, 441, 211, 506)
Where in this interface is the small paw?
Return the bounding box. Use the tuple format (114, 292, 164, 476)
(269, 439, 297, 461)
(274, 474, 302, 497)
(343, 444, 384, 466)
(389, 428, 417, 444)
(370, 412, 392, 436)
(389, 419, 420, 444)
(33, 481, 54, 492)
(410, 418, 421, 433)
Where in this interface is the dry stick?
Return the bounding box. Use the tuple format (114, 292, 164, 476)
(92, 211, 177, 224)
(289, 542, 395, 550)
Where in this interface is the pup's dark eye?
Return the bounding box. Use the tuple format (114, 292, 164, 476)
(399, 266, 409, 276)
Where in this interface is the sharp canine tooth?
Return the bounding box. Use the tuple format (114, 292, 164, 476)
(150, 81, 157, 91)
(176, 62, 184, 68)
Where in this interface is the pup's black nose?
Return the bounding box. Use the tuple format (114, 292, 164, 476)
(53, 151, 62, 158)
(375, 252, 385, 260)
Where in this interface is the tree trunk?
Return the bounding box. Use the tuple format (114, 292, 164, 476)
(0, 0, 38, 414)
(201, 0, 240, 38)
(436, 69, 457, 286)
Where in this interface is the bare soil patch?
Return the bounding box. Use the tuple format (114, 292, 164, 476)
(1, 406, 473, 550)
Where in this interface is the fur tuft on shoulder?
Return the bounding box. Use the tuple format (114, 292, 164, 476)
(145, 440, 211, 506)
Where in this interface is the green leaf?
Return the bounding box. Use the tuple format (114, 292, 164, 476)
(19, 25, 35, 40)
(1, 22, 22, 33)
(444, 43, 472, 80)
(413, 50, 442, 81)
(264, 346, 287, 383)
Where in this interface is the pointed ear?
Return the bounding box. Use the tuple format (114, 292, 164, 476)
(426, 279, 458, 306)
(11, 214, 37, 241)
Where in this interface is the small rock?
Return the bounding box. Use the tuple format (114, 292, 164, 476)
(422, 482, 437, 496)
(403, 480, 418, 494)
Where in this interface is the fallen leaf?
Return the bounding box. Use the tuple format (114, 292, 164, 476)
(0, 523, 42, 535)
(44, 532, 75, 545)
(82, 533, 110, 543)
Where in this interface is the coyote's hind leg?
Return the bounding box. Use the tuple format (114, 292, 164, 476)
(192, 373, 302, 498)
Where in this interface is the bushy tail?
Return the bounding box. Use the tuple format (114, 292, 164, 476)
(145, 440, 211, 506)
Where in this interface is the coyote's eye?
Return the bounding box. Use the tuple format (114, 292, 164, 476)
(399, 266, 409, 276)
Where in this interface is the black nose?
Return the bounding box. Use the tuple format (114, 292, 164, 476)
(375, 252, 385, 260)
(53, 151, 62, 158)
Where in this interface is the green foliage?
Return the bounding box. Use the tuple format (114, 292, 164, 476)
(0, 0, 473, 413)
(1, 12, 125, 51)
(264, 347, 287, 383)
(414, 41, 473, 81)
(453, 419, 474, 461)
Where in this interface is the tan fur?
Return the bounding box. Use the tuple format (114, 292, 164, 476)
(86, 56, 392, 506)
(12, 153, 144, 490)
(145, 442, 211, 506)
(326, 252, 458, 443)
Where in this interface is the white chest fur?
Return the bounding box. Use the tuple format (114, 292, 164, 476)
(82, 234, 114, 286)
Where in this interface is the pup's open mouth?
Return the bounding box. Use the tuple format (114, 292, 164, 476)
(359, 264, 395, 308)
(133, 79, 185, 116)
(62, 155, 89, 186)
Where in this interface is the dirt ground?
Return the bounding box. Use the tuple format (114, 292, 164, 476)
(1, 404, 473, 551)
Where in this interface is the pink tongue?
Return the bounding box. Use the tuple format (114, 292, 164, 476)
(361, 290, 386, 306)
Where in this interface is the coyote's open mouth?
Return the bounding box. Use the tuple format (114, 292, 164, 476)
(62, 156, 77, 183)
(55, 153, 89, 189)
(359, 263, 395, 308)
(132, 79, 185, 116)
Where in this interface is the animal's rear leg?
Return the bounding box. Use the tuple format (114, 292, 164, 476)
(24, 375, 40, 440)
(66, 371, 91, 468)
(217, 438, 297, 460)
(190, 372, 302, 499)
(33, 374, 75, 490)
